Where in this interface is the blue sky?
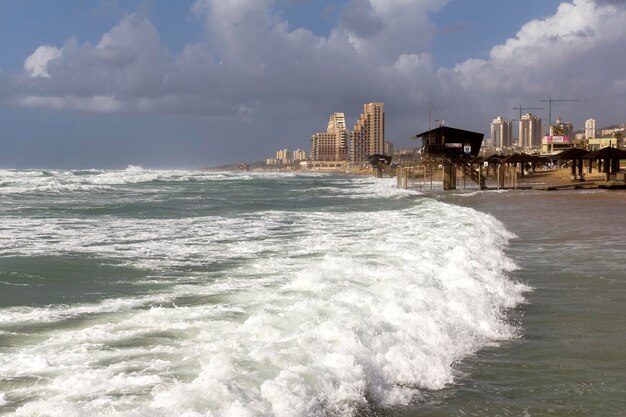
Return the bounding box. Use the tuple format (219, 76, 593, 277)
(1, 0, 625, 168)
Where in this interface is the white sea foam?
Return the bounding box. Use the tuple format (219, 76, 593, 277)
(0, 172, 527, 416)
(0, 167, 264, 195)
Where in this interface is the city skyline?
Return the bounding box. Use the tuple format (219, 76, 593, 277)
(2, 0, 626, 168)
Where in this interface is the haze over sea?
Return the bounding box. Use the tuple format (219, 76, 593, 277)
(0, 168, 624, 416)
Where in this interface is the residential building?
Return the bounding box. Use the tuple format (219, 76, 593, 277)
(311, 112, 349, 162)
(519, 113, 542, 149)
(293, 149, 307, 161)
(599, 125, 625, 136)
(490, 116, 513, 148)
(351, 102, 385, 164)
(585, 118, 596, 139)
(384, 141, 394, 156)
(276, 149, 291, 163)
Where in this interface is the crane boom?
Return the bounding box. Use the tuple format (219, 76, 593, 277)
(513, 105, 544, 122)
(540, 96, 580, 129)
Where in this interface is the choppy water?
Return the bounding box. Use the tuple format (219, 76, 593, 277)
(1, 168, 619, 416)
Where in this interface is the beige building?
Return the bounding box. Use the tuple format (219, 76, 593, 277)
(351, 102, 385, 164)
(490, 116, 513, 148)
(587, 137, 618, 151)
(311, 112, 349, 162)
(293, 149, 307, 161)
(519, 113, 542, 149)
(541, 135, 572, 155)
(384, 141, 394, 156)
(276, 148, 291, 163)
(599, 125, 625, 136)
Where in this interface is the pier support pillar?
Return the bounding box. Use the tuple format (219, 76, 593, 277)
(443, 161, 456, 190)
(578, 159, 584, 180)
(497, 165, 505, 189)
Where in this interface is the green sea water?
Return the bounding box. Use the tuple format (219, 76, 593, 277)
(0, 168, 624, 416)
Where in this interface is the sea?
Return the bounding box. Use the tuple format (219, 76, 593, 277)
(0, 167, 624, 417)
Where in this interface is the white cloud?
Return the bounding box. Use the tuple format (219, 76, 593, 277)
(9, 0, 626, 140)
(437, 0, 626, 127)
(24, 45, 62, 78)
(14, 95, 124, 112)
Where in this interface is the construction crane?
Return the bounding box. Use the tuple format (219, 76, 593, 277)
(513, 105, 544, 122)
(540, 96, 580, 129)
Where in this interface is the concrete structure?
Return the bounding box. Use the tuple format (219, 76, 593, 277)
(490, 116, 513, 148)
(599, 125, 625, 137)
(267, 148, 307, 166)
(550, 117, 574, 139)
(384, 141, 394, 156)
(311, 112, 349, 162)
(587, 137, 618, 151)
(293, 149, 307, 161)
(541, 136, 573, 155)
(519, 113, 543, 149)
(301, 160, 347, 169)
(276, 148, 291, 163)
(351, 102, 385, 164)
(585, 118, 596, 139)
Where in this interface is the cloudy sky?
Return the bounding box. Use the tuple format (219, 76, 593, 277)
(1, 0, 625, 168)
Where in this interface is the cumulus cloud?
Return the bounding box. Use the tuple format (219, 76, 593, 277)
(24, 45, 62, 78)
(12, 0, 447, 122)
(8, 0, 626, 137)
(440, 0, 626, 126)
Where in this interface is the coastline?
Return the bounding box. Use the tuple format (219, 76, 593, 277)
(400, 188, 626, 416)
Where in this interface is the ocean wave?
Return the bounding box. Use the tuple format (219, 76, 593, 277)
(0, 193, 527, 416)
(0, 168, 262, 195)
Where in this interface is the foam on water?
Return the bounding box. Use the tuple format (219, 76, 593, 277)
(0, 167, 266, 195)
(0, 171, 527, 416)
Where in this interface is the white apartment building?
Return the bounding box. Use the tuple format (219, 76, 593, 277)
(276, 149, 291, 162)
(519, 113, 543, 149)
(585, 118, 596, 139)
(490, 116, 513, 148)
(292, 149, 307, 161)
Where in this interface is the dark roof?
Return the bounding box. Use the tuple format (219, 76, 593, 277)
(412, 125, 484, 140)
(583, 147, 626, 160)
(556, 148, 589, 160)
(411, 125, 484, 158)
(368, 154, 392, 166)
(502, 153, 538, 164)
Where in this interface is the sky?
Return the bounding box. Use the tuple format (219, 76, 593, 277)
(1, 0, 626, 168)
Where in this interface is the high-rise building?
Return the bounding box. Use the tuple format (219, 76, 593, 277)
(550, 117, 573, 138)
(384, 141, 394, 156)
(351, 102, 385, 164)
(519, 113, 543, 149)
(585, 118, 596, 139)
(293, 149, 307, 161)
(276, 149, 291, 162)
(311, 112, 349, 161)
(490, 116, 513, 148)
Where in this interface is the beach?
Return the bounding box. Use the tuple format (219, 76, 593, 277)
(404, 189, 626, 416)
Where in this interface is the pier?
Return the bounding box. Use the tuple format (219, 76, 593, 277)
(394, 126, 626, 191)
